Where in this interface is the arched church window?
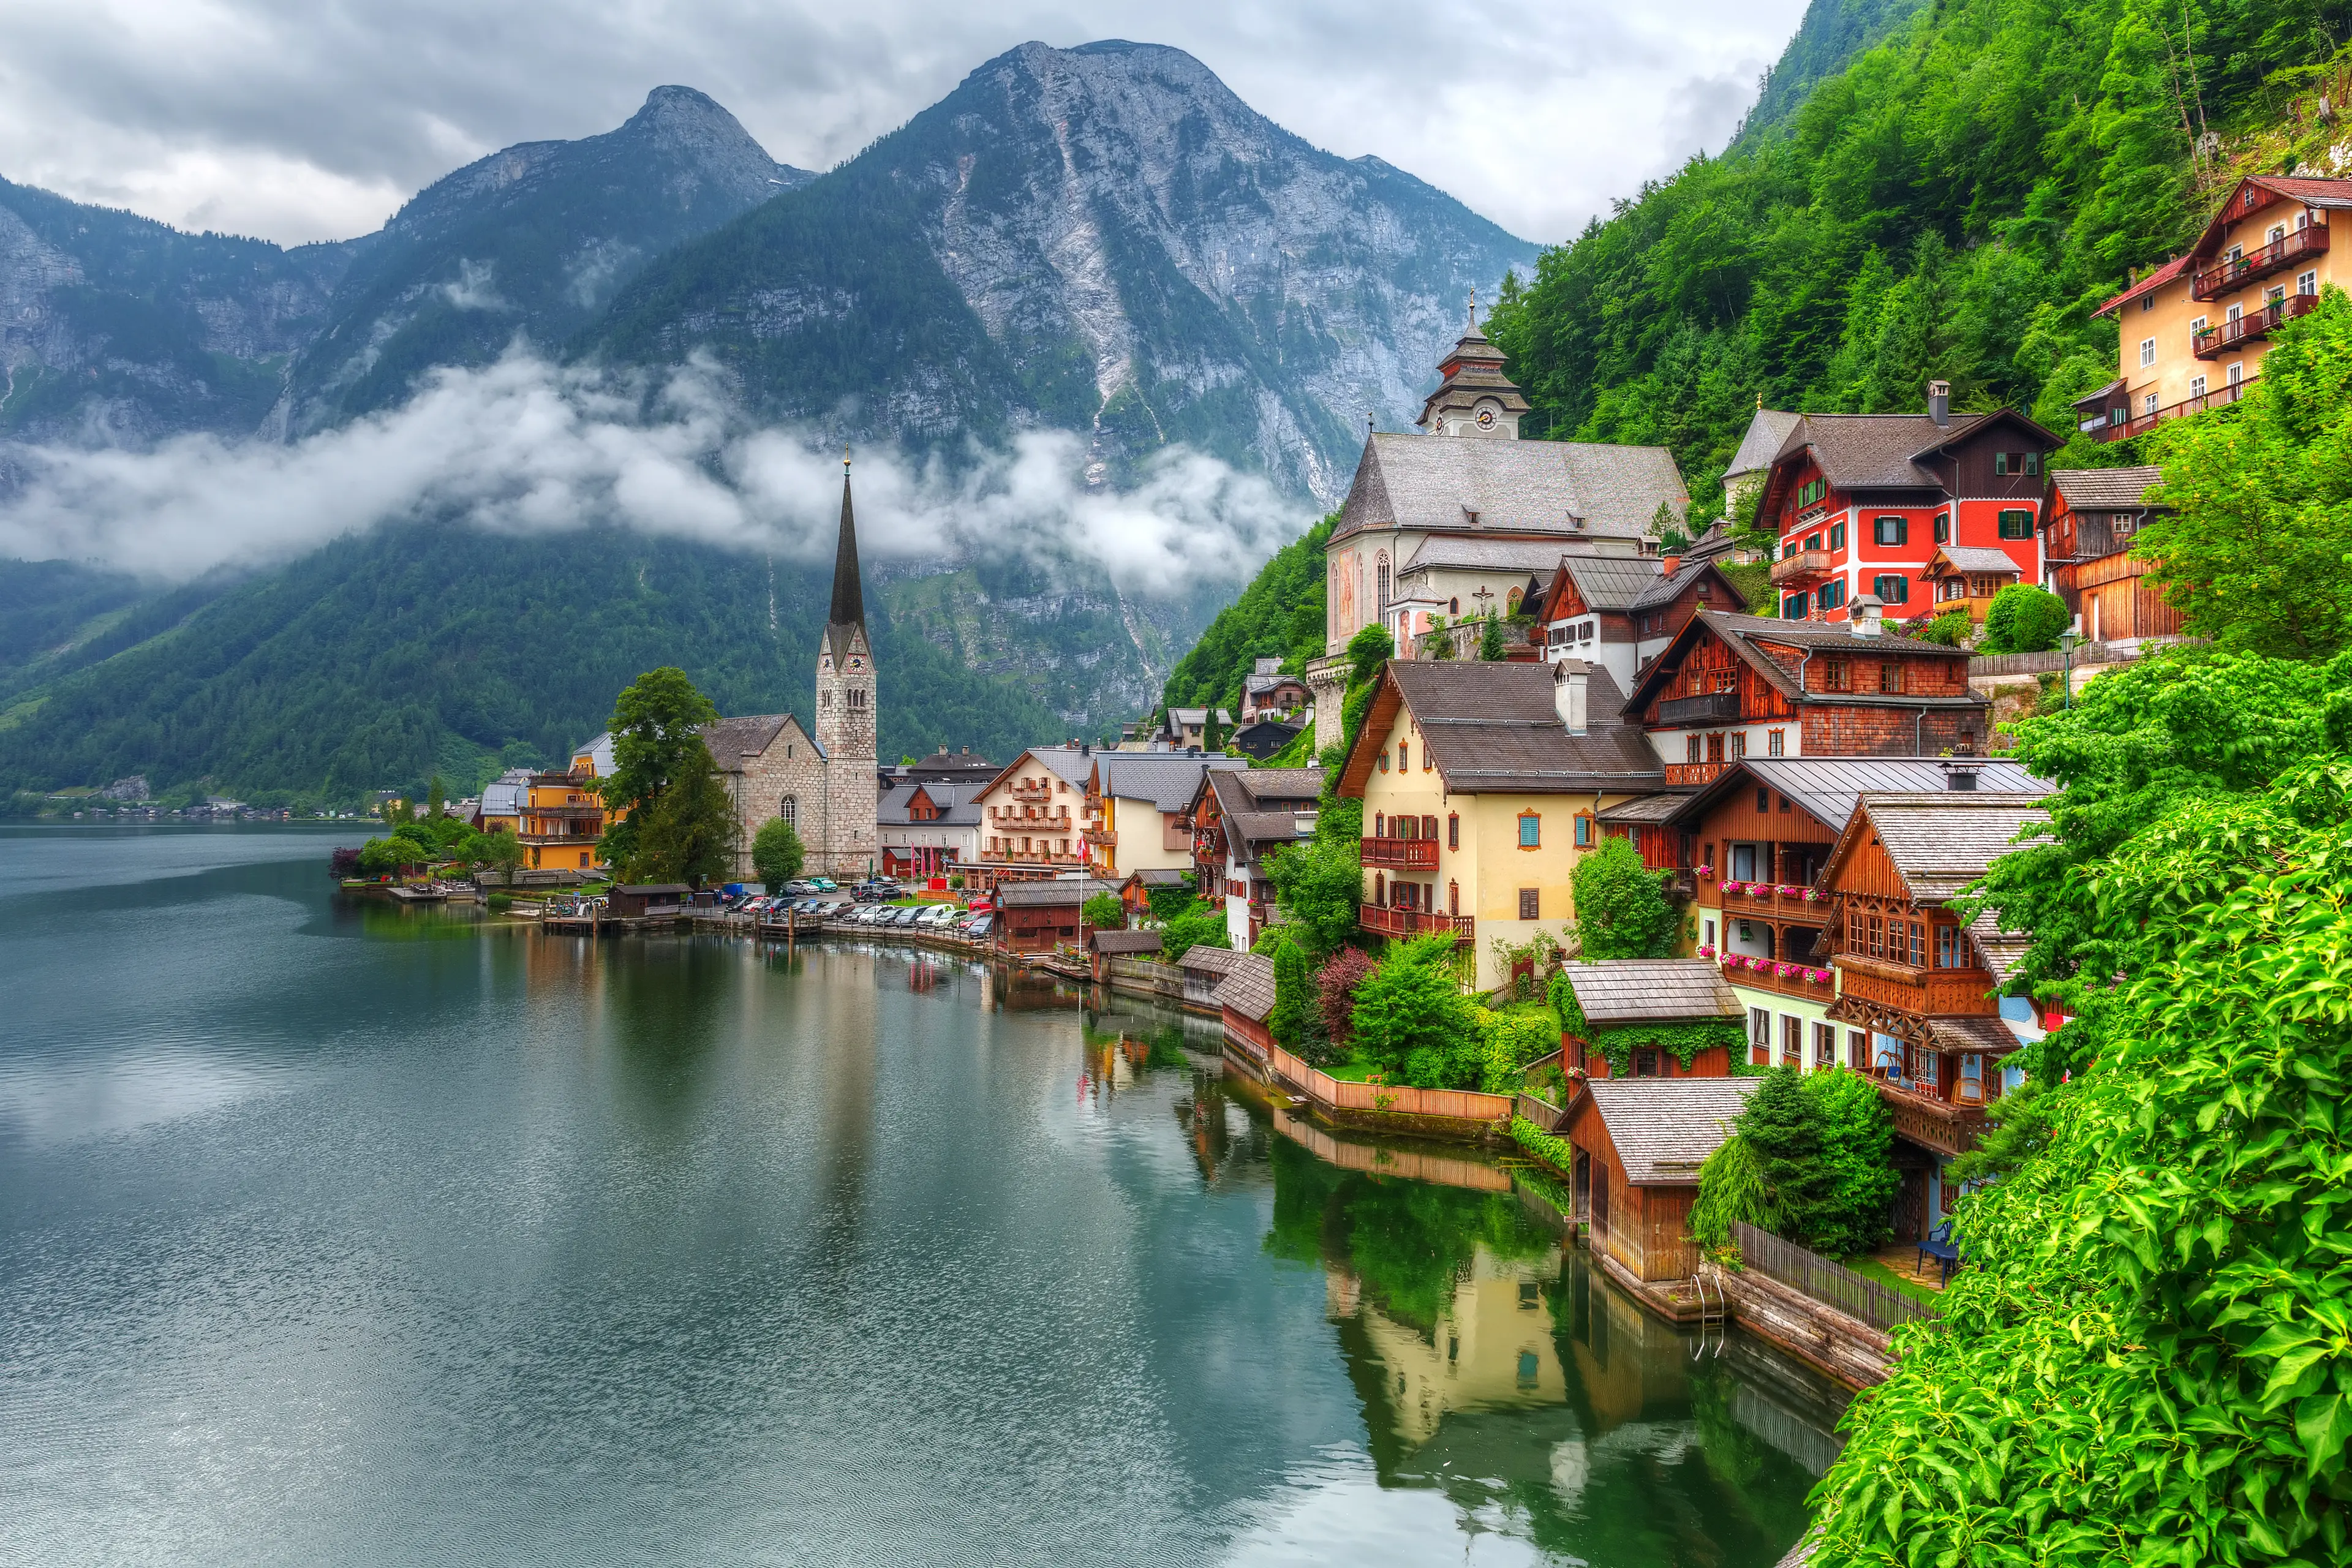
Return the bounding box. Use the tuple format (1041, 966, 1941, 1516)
(821, 690, 832, 709)
(1376, 554, 1391, 614)
(780, 796, 797, 827)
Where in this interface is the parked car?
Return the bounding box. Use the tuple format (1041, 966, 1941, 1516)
(809, 878, 837, 892)
(965, 914, 993, 940)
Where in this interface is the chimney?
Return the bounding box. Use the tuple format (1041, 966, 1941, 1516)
(1553, 657, 1589, 736)
(1928, 379, 1951, 427)
(1852, 592, 1885, 638)
(1942, 760, 1982, 793)
(1660, 553, 1681, 577)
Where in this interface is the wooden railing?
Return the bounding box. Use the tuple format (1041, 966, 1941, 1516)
(2085, 375, 2253, 442)
(1769, 548, 1834, 584)
(1871, 1077, 1988, 1157)
(1659, 690, 1743, 725)
(2193, 222, 2328, 299)
(1359, 905, 1474, 943)
(1664, 762, 1725, 786)
(1361, 836, 1439, 870)
(1719, 956, 1835, 1000)
(2195, 291, 2321, 358)
(1267, 1106, 1513, 1191)
(1732, 1222, 1934, 1331)
(1717, 881, 1830, 919)
(1264, 1041, 1515, 1125)
(1834, 963, 1997, 1016)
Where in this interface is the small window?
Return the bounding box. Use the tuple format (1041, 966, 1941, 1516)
(2138, 337, 2156, 367)
(1783, 592, 1808, 620)
(1749, 1006, 1771, 1066)
(2139, 293, 2154, 312)
(1817, 578, 1846, 612)
(1829, 521, 1847, 551)
(1730, 732, 1747, 760)
(1519, 813, 1540, 848)
(1936, 925, 1959, 969)
(2299, 269, 2319, 296)
(1872, 573, 1909, 605)
(1518, 888, 1540, 920)
(2143, 392, 2158, 416)
(1805, 532, 1823, 552)
(1686, 736, 1703, 763)
(1998, 510, 2035, 540)
(1378, 750, 1390, 772)
(1767, 728, 1785, 756)
(1397, 742, 1408, 771)
(1755, 787, 1770, 813)
(1879, 662, 1900, 693)
(1933, 512, 1950, 544)
(1874, 515, 1907, 548)
(1574, 815, 1595, 847)
(2190, 374, 2207, 399)
(1447, 812, 1458, 850)
(1633, 1048, 1659, 1077)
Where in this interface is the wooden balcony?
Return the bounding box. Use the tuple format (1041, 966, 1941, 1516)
(1717, 881, 1830, 921)
(1833, 960, 1998, 1017)
(1361, 836, 1439, 870)
(1658, 690, 1742, 725)
(1083, 826, 1117, 848)
(1718, 956, 1835, 1001)
(1926, 592, 2000, 623)
(2195, 291, 2321, 359)
(2083, 375, 2253, 442)
(1664, 761, 1725, 786)
(2193, 222, 2328, 300)
(1359, 905, 1474, 944)
(1872, 1077, 1988, 1158)
(1769, 548, 1834, 585)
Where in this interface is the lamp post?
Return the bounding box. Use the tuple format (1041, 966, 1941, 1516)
(2057, 629, 2080, 712)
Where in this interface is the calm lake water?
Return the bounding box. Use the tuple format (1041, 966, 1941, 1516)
(0, 826, 1839, 1566)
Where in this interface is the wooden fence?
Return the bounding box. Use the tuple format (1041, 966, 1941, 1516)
(1264, 1042, 1515, 1125)
(1967, 640, 2141, 677)
(1732, 1221, 1933, 1333)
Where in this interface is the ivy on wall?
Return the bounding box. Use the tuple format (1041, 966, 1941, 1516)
(1547, 971, 1746, 1076)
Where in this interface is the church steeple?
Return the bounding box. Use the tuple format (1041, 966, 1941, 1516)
(827, 453, 865, 631)
(1415, 295, 1531, 439)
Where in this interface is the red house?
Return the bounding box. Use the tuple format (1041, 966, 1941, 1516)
(1757, 383, 2058, 625)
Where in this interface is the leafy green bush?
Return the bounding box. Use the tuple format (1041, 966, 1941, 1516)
(1351, 933, 1478, 1086)
(1978, 583, 2071, 654)
(1910, 608, 1973, 647)
(1264, 834, 1363, 957)
(751, 816, 805, 889)
(1568, 836, 1678, 959)
(1157, 899, 1229, 963)
(1508, 1115, 1575, 1175)
(1142, 874, 1196, 924)
(1799, 1067, 1899, 1256)
(1267, 930, 1328, 1061)
(1080, 892, 1126, 930)
(1688, 1134, 1775, 1251)
(1477, 1004, 1563, 1093)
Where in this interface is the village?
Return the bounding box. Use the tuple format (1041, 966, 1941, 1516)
(315, 170, 2352, 1406)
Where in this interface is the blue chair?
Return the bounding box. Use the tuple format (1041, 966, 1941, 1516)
(1916, 1219, 1962, 1286)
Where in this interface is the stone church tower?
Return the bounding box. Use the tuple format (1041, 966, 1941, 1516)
(812, 458, 878, 878)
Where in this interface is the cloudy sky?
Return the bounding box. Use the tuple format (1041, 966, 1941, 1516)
(0, 0, 1807, 249)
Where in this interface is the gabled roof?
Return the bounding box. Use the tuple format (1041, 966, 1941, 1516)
(1822, 793, 2051, 905)
(1580, 1079, 1760, 1184)
(878, 779, 984, 826)
(1213, 950, 1278, 1022)
(2188, 175, 2352, 262)
(1924, 545, 2025, 578)
(571, 733, 616, 775)
(2094, 254, 2192, 318)
(1562, 960, 1742, 1025)
(1091, 929, 1166, 956)
(699, 715, 801, 771)
(1340, 660, 1662, 797)
(1594, 791, 1694, 824)
(1664, 758, 2048, 840)
(1226, 809, 1314, 848)
(1205, 767, 1325, 818)
(2051, 466, 2163, 511)
(993, 877, 1120, 908)
(1178, 945, 1245, 978)
(978, 745, 1096, 799)
(1767, 407, 2060, 494)
(1094, 753, 1249, 812)
(1547, 554, 1663, 613)
(1333, 432, 1689, 545)
(1623, 609, 1978, 716)
(1724, 407, 1804, 479)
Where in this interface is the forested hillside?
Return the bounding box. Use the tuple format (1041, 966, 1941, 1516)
(1487, 0, 2352, 516)
(0, 528, 1064, 802)
(1156, 515, 1333, 717)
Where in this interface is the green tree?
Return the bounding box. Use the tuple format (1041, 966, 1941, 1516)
(1144, 874, 1198, 924)
(1080, 891, 1126, 930)
(1738, 1068, 1833, 1235)
(1344, 624, 1394, 691)
(1477, 609, 1506, 661)
(1568, 836, 1678, 959)
(1350, 933, 1477, 1084)
(1158, 898, 1229, 963)
(426, 774, 447, 818)
(2139, 290, 2352, 658)
(1202, 706, 1224, 753)
(751, 816, 805, 890)
(1978, 582, 2071, 654)
(1267, 930, 1324, 1059)
(625, 739, 736, 886)
(477, 826, 526, 881)
(1264, 835, 1365, 958)
(596, 667, 720, 872)
(1798, 1066, 1899, 1256)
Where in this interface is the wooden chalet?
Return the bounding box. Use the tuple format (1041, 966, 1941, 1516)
(1622, 607, 1988, 785)
(1920, 545, 2023, 628)
(1553, 960, 1742, 1079)
(2044, 466, 2181, 646)
(1522, 552, 1749, 699)
(1819, 787, 2050, 1229)
(1089, 927, 1166, 982)
(1558, 1077, 1760, 1297)
(990, 876, 1120, 956)
(1188, 766, 1322, 951)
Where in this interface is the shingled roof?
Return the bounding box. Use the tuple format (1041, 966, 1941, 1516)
(1401, 537, 1604, 578)
(1666, 758, 2048, 839)
(1213, 950, 1278, 1023)
(1925, 545, 2026, 578)
(1724, 408, 1804, 481)
(1562, 960, 1742, 1025)
(1583, 1078, 1760, 1184)
(1349, 660, 1663, 796)
(1333, 432, 1688, 545)
(1624, 610, 1981, 716)
(993, 878, 1120, 908)
(2052, 466, 2163, 511)
(699, 714, 804, 771)
(1090, 929, 1166, 956)
(1828, 793, 2051, 902)
(1095, 754, 1248, 812)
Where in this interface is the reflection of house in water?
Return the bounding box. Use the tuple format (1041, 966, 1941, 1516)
(1331, 1242, 1566, 1449)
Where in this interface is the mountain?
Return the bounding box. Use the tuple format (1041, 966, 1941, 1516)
(581, 41, 1534, 500)
(282, 86, 814, 432)
(1730, 0, 1930, 148)
(1482, 0, 2352, 521)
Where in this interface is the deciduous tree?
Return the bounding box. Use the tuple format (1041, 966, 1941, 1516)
(1567, 836, 1677, 959)
(595, 667, 720, 871)
(751, 816, 805, 890)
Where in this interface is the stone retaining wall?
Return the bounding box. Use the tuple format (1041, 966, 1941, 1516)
(1702, 1261, 1894, 1389)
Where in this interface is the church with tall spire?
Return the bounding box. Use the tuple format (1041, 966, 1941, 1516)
(698, 454, 880, 881)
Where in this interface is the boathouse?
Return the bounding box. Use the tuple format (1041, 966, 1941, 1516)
(608, 884, 690, 919)
(1560, 1077, 1758, 1294)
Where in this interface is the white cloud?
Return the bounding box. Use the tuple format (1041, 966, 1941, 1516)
(0, 351, 1310, 595)
(0, 1, 1805, 247)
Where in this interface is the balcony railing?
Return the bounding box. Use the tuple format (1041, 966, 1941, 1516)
(1658, 690, 1741, 726)
(1715, 880, 1830, 919)
(1361, 836, 1439, 870)
(1871, 1076, 1988, 1158)
(2192, 222, 2329, 300)
(1832, 960, 1999, 1017)
(1359, 905, 1474, 943)
(1083, 827, 1117, 848)
(1717, 954, 1834, 1001)
(2195, 291, 2321, 359)
(1663, 761, 1725, 786)
(2084, 374, 2253, 442)
(1768, 548, 1834, 585)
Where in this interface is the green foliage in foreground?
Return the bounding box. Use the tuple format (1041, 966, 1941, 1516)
(1080, 892, 1126, 930)
(1351, 933, 1479, 1088)
(1716, 1067, 1898, 1259)
(1568, 836, 1679, 959)
(1689, 1134, 1775, 1252)
(1156, 899, 1229, 964)
(595, 668, 718, 873)
(625, 739, 737, 886)
(1809, 649, 2352, 1566)
(1508, 1115, 1576, 1177)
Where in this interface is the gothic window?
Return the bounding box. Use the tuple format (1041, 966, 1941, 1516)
(821, 691, 832, 709)
(1376, 553, 1391, 613)
(780, 796, 797, 827)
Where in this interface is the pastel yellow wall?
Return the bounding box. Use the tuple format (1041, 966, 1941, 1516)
(2113, 198, 2346, 413)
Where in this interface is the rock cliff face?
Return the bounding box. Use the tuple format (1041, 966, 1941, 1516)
(589, 42, 1533, 502)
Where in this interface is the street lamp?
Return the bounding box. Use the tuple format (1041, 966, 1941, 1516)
(2057, 629, 2080, 712)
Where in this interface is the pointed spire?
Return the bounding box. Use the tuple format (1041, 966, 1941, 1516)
(1468, 288, 1477, 333)
(829, 450, 865, 630)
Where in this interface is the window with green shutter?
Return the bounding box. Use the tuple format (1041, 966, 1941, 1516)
(1998, 510, 2034, 540)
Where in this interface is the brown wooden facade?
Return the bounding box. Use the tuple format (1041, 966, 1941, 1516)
(2042, 478, 2185, 645)
(1561, 1099, 1705, 1284)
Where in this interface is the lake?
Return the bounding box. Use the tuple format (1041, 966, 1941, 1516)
(0, 826, 1838, 1566)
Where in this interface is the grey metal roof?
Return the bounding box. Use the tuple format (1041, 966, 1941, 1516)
(1226, 809, 1314, 846)
(1091, 929, 1166, 955)
(1553, 554, 1665, 612)
(1213, 950, 1278, 1022)
(1098, 755, 1250, 812)
(878, 779, 984, 826)
(993, 877, 1120, 908)
(571, 733, 616, 775)
(998, 746, 1098, 791)
(478, 769, 532, 817)
(2051, 466, 2163, 510)
(1400, 537, 1610, 577)
(1334, 432, 1689, 544)
(1700, 758, 2048, 837)
(1208, 767, 1325, 819)
(1388, 661, 1664, 794)
(1724, 409, 1804, 479)
(1854, 794, 2053, 900)
(1584, 1078, 1760, 1184)
(1928, 546, 2025, 576)
(1563, 960, 1742, 1025)
(1125, 867, 1190, 886)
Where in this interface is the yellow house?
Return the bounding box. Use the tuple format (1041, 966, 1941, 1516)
(2080, 174, 2352, 441)
(519, 769, 607, 871)
(1340, 658, 1665, 992)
